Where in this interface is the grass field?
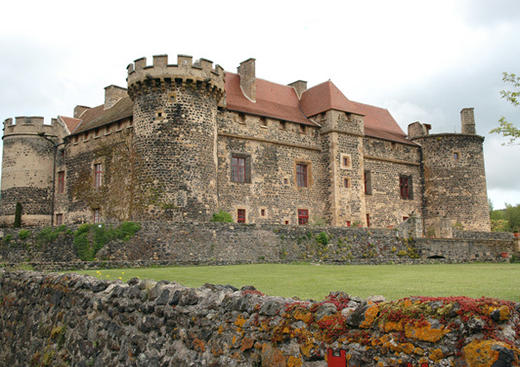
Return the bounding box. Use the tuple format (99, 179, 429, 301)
(75, 263, 520, 302)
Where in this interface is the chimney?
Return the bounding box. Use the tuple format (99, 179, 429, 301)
(460, 107, 475, 134)
(237, 58, 256, 101)
(407, 121, 430, 139)
(104, 85, 128, 110)
(288, 80, 307, 99)
(73, 105, 90, 119)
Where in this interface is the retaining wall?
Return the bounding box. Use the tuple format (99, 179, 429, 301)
(1, 270, 519, 366)
(0, 222, 516, 268)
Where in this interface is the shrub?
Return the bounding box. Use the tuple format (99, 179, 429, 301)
(73, 222, 141, 261)
(315, 231, 329, 246)
(211, 210, 233, 223)
(14, 202, 22, 228)
(36, 225, 69, 246)
(18, 229, 31, 240)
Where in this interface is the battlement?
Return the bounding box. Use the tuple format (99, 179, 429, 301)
(127, 54, 225, 99)
(3, 116, 62, 138)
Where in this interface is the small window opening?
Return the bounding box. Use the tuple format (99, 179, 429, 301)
(280, 120, 286, 130)
(366, 213, 371, 227)
(298, 209, 309, 225)
(346, 220, 351, 227)
(260, 208, 266, 217)
(238, 113, 246, 123)
(403, 216, 409, 221)
(343, 178, 350, 188)
(237, 209, 246, 223)
(260, 117, 267, 127)
(300, 125, 306, 134)
(284, 220, 289, 225)
(454, 152, 459, 160)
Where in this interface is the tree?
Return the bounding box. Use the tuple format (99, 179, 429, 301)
(490, 72, 520, 143)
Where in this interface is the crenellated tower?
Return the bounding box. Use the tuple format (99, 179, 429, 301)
(1, 117, 67, 226)
(409, 108, 491, 233)
(127, 54, 225, 221)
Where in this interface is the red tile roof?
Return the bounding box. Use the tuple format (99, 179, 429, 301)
(58, 116, 81, 134)
(300, 80, 365, 117)
(225, 73, 318, 126)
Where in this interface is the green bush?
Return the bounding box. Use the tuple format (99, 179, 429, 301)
(211, 210, 233, 223)
(14, 202, 22, 228)
(36, 225, 69, 246)
(18, 229, 31, 240)
(73, 222, 141, 261)
(315, 231, 329, 246)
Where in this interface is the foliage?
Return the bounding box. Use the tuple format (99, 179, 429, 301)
(490, 203, 520, 232)
(210, 210, 233, 223)
(490, 72, 520, 144)
(14, 202, 22, 228)
(315, 232, 329, 246)
(18, 229, 31, 240)
(73, 221, 141, 261)
(36, 225, 70, 246)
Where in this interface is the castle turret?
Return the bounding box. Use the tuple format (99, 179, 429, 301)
(127, 54, 225, 221)
(410, 109, 490, 233)
(1, 117, 67, 226)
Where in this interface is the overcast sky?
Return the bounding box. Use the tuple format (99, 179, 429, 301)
(1, 0, 519, 209)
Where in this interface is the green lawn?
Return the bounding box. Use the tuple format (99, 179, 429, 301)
(75, 263, 520, 302)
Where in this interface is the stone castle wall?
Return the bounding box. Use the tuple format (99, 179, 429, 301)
(1, 117, 67, 226)
(1, 270, 519, 366)
(414, 134, 490, 232)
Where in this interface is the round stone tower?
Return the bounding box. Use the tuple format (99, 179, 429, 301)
(127, 54, 225, 221)
(1, 117, 65, 226)
(410, 108, 491, 232)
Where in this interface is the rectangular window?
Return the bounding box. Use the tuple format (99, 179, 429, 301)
(364, 170, 372, 195)
(231, 154, 251, 183)
(366, 213, 370, 227)
(94, 164, 103, 189)
(298, 209, 309, 225)
(403, 216, 409, 221)
(93, 208, 101, 223)
(399, 175, 413, 200)
(57, 171, 65, 194)
(260, 208, 266, 217)
(55, 214, 63, 226)
(237, 209, 246, 223)
(346, 220, 351, 227)
(299, 125, 306, 134)
(343, 178, 350, 188)
(296, 163, 308, 187)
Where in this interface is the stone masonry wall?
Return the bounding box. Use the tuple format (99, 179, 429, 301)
(1, 270, 519, 366)
(363, 137, 422, 228)
(0, 222, 515, 266)
(414, 134, 490, 232)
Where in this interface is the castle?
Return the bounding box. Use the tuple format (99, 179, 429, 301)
(0, 54, 491, 234)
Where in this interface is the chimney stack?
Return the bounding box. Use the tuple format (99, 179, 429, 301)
(288, 80, 307, 99)
(237, 58, 256, 102)
(460, 107, 475, 135)
(407, 121, 430, 139)
(104, 85, 128, 110)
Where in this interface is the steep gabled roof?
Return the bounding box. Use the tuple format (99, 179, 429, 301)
(300, 80, 365, 117)
(225, 73, 318, 126)
(58, 116, 81, 134)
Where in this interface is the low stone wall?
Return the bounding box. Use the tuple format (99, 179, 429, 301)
(0, 222, 516, 267)
(1, 270, 519, 366)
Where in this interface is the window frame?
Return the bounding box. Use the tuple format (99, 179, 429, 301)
(94, 163, 103, 189)
(298, 209, 309, 225)
(237, 208, 246, 223)
(399, 175, 413, 200)
(296, 162, 308, 188)
(364, 170, 372, 195)
(231, 153, 251, 183)
(55, 213, 63, 226)
(57, 171, 65, 194)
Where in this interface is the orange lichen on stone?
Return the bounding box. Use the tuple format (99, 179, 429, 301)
(293, 309, 313, 324)
(300, 342, 315, 358)
(231, 335, 237, 345)
(217, 325, 224, 334)
(404, 320, 450, 342)
(234, 314, 247, 328)
(287, 355, 303, 367)
(192, 338, 205, 352)
(380, 320, 404, 332)
(360, 304, 380, 328)
(463, 340, 503, 367)
(498, 305, 511, 321)
(429, 348, 444, 362)
(414, 347, 425, 356)
(399, 342, 416, 355)
(261, 343, 286, 367)
(240, 337, 254, 352)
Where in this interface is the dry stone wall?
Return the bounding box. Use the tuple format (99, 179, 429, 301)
(1, 270, 519, 366)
